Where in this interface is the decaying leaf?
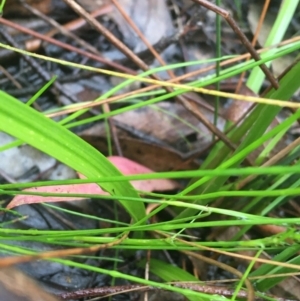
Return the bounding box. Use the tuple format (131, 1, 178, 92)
(80, 134, 199, 171)
(108, 156, 179, 191)
(109, 0, 174, 52)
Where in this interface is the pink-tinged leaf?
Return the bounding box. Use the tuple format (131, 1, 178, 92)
(107, 156, 179, 191)
(6, 183, 107, 209)
(7, 156, 178, 209)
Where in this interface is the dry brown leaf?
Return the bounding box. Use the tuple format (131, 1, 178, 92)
(80, 132, 199, 171)
(109, 0, 174, 52)
(223, 85, 257, 123)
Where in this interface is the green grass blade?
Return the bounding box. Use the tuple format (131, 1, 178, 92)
(139, 258, 212, 301)
(0, 90, 145, 222)
(247, 0, 299, 92)
(250, 244, 300, 291)
(176, 58, 300, 219)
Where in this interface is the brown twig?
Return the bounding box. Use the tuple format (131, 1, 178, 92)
(0, 28, 80, 106)
(235, 0, 271, 93)
(62, 0, 245, 161)
(0, 18, 135, 74)
(19, 0, 114, 57)
(191, 0, 279, 89)
(110, 0, 176, 80)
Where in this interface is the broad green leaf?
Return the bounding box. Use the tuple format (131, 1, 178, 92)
(0, 91, 145, 223)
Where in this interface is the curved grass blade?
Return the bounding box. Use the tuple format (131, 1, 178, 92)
(0, 91, 145, 223)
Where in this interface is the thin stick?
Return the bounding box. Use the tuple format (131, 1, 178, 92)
(191, 0, 279, 89)
(235, 0, 271, 93)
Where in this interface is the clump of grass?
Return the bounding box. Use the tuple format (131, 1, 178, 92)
(1, 1, 300, 300)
